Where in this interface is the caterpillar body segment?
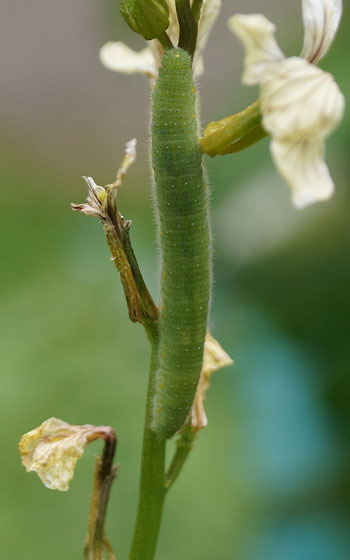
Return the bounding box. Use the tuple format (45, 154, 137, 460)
(151, 48, 211, 438)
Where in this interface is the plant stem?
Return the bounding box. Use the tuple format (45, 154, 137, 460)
(129, 322, 166, 560)
(200, 100, 263, 157)
(84, 431, 118, 560)
(191, 0, 203, 23)
(122, 227, 159, 323)
(164, 423, 197, 491)
(176, 0, 198, 57)
(219, 124, 268, 155)
(157, 31, 174, 50)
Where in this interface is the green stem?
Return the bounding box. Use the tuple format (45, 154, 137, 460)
(164, 424, 197, 491)
(219, 124, 268, 155)
(129, 322, 166, 560)
(176, 0, 198, 57)
(200, 100, 263, 157)
(191, 0, 203, 23)
(157, 31, 174, 51)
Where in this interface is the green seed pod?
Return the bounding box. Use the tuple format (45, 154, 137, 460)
(151, 48, 211, 438)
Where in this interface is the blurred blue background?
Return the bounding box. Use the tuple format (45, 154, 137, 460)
(1, 1, 349, 558)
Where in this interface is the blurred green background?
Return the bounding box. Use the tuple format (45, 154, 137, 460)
(1, 1, 349, 558)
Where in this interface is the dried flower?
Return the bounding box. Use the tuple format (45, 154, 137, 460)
(191, 333, 233, 430)
(19, 417, 114, 491)
(71, 138, 136, 219)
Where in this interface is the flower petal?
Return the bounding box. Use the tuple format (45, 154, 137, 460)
(148, 38, 164, 70)
(270, 136, 335, 207)
(165, 0, 180, 46)
(71, 177, 106, 218)
(260, 57, 345, 139)
(99, 41, 156, 78)
(110, 138, 137, 188)
(19, 418, 112, 491)
(193, 0, 221, 77)
(191, 333, 233, 430)
(228, 14, 284, 85)
(301, 0, 342, 63)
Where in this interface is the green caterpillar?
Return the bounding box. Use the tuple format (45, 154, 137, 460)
(151, 48, 211, 438)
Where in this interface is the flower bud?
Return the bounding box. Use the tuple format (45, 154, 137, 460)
(120, 0, 170, 40)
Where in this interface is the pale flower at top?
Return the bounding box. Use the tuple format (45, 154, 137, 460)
(99, 0, 221, 79)
(229, 0, 345, 208)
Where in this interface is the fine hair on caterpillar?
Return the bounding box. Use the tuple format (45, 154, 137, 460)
(151, 48, 211, 438)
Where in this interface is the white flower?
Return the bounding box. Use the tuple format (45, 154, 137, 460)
(100, 0, 221, 79)
(99, 43, 157, 78)
(228, 0, 344, 208)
